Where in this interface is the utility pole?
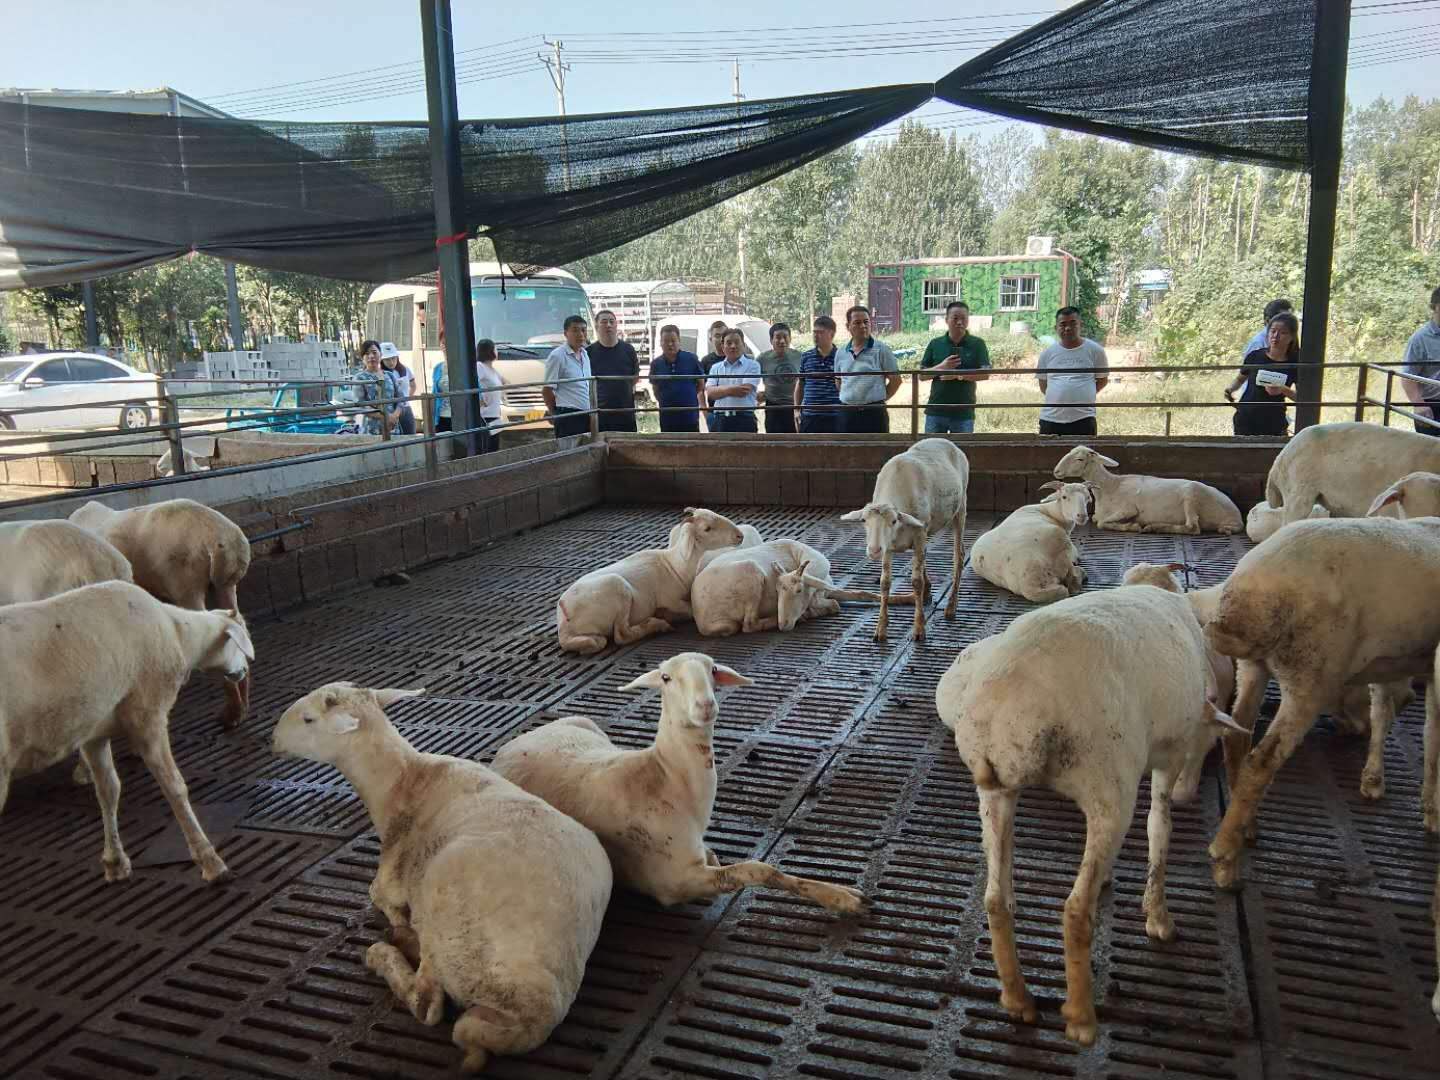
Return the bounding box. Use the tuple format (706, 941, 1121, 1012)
(224, 262, 246, 351)
(733, 60, 747, 299)
(540, 39, 573, 191)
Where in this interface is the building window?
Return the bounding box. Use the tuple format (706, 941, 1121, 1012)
(999, 275, 1039, 311)
(921, 278, 962, 315)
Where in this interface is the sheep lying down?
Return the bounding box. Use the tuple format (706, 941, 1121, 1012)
(969, 481, 1090, 604)
(692, 538, 881, 635)
(1053, 445, 1242, 535)
(273, 684, 612, 1073)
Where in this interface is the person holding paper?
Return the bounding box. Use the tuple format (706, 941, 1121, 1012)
(1225, 311, 1298, 437)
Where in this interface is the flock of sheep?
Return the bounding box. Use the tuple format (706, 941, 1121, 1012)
(2, 422, 1440, 1072)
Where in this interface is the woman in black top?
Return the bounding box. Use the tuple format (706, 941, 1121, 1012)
(1224, 312, 1298, 437)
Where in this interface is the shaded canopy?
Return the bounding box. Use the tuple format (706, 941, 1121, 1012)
(0, 0, 1326, 290)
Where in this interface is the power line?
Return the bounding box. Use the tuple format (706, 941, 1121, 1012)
(238, 61, 546, 117)
(1353, 43, 1440, 64)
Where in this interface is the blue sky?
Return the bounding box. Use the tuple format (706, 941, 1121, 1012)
(6, 0, 1439, 135)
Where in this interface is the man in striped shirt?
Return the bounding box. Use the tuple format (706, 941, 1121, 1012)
(795, 315, 842, 433)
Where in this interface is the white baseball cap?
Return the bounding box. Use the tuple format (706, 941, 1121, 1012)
(379, 341, 400, 360)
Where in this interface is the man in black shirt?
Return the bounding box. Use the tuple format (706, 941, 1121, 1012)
(587, 309, 639, 432)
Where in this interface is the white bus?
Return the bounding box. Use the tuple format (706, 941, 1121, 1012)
(365, 262, 595, 427)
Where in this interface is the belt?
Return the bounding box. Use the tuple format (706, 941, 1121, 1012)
(715, 408, 754, 417)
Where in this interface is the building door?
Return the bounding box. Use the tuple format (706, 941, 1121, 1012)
(869, 273, 900, 332)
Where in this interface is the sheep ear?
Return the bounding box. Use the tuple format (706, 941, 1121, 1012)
(898, 512, 926, 530)
(621, 669, 666, 692)
(1206, 706, 1250, 735)
(681, 507, 698, 519)
(328, 712, 362, 736)
(712, 664, 754, 688)
(1037, 480, 1062, 493)
(225, 620, 256, 661)
(1100, 454, 1120, 468)
(839, 508, 866, 522)
(372, 687, 424, 708)
(797, 560, 811, 577)
(1163, 562, 1190, 573)
(1366, 489, 1403, 516)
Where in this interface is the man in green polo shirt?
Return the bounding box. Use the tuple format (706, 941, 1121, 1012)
(920, 300, 990, 434)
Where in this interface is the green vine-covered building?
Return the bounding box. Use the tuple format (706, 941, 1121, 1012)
(867, 245, 1079, 335)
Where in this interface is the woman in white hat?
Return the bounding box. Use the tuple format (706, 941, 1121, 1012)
(379, 342, 417, 435)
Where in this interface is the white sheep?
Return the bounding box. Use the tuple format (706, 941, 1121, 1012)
(0, 520, 133, 605)
(1266, 421, 1440, 524)
(1366, 471, 1440, 519)
(692, 539, 880, 635)
(1053, 445, 1242, 535)
(69, 498, 253, 729)
(272, 683, 612, 1073)
(0, 580, 253, 884)
(1422, 645, 1440, 1022)
(969, 481, 1090, 604)
(492, 652, 867, 914)
(1245, 500, 1329, 544)
(1204, 516, 1440, 889)
(936, 582, 1241, 1046)
(841, 438, 969, 641)
(154, 446, 212, 477)
(696, 522, 763, 574)
(556, 507, 745, 654)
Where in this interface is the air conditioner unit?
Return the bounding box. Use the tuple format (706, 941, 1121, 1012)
(1025, 236, 1055, 257)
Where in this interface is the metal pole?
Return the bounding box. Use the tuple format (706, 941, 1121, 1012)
(421, 0, 480, 457)
(1354, 362, 1368, 422)
(224, 262, 246, 350)
(82, 280, 100, 349)
(1293, 0, 1352, 431)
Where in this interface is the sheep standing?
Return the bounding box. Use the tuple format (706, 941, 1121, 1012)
(1053, 445, 1242, 535)
(841, 438, 969, 641)
(1266, 421, 1440, 525)
(969, 481, 1090, 604)
(1246, 500, 1329, 544)
(492, 653, 866, 914)
(272, 683, 612, 1074)
(69, 498, 253, 730)
(1204, 517, 1440, 889)
(692, 539, 880, 635)
(1366, 471, 1440, 519)
(0, 520, 133, 605)
(937, 584, 1240, 1046)
(556, 508, 745, 654)
(1, 581, 253, 883)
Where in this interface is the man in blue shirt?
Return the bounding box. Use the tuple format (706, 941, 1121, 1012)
(1401, 285, 1440, 435)
(649, 323, 704, 432)
(705, 328, 764, 433)
(795, 315, 842, 434)
(834, 305, 901, 433)
(1242, 298, 1293, 360)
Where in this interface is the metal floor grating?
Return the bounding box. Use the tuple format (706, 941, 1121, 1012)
(4, 504, 1438, 1077)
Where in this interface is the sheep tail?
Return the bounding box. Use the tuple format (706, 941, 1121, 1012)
(1205, 591, 1278, 660)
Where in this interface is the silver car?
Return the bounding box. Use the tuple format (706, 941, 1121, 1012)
(0, 352, 162, 431)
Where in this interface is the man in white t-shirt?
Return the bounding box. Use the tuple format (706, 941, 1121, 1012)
(543, 315, 593, 439)
(1036, 306, 1109, 437)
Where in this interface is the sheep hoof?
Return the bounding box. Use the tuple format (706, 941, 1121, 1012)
(1064, 1018, 1099, 1047)
(1145, 912, 1177, 942)
(705, 847, 721, 867)
(1422, 802, 1437, 834)
(102, 852, 132, 883)
(872, 628, 887, 643)
(415, 973, 445, 1027)
(200, 857, 231, 884)
(1359, 771, 1385, 801)
(459, 1048, 490, 1075)
(1000, 989, 1038, 1024)
(818, 884, 868, 915)
(72, 760, 93, 786)
(1209, 853, 1241, 891)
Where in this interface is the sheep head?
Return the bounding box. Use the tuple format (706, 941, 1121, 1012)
(1036, 480, 1091, 528)
(1052, 445, 1117, 481)
(271, 682, 424, 762)
(1122, 561, 1190, 593)
(840, 502, 925, 561)
(1366, 471, 1440, 520)
(775, 559, 813, 631)
(620, 652, 752, 730)
(68, 499, 117, 533)
(197, 610, 255, 683)
(673, 508, 746, 562)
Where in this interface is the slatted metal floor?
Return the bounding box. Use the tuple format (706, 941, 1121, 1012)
(2, 504, 1437, 1079)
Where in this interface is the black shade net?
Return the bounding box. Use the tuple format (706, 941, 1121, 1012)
(0, 0, 1326, 291)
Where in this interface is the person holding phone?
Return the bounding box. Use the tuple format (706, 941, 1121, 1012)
(919, 300, 990, 434)
(1225, 311, 1299, 437)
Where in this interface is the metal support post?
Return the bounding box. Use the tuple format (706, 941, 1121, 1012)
(1354, 363, 1368, 422)
(421, 0, 480, 457)
(1383, 369, 1394, 426)
(1294, 0, 1352, 431)
(225, 262, 246, 350)
(421, 394, 439, 479)
(82, 280, 100, 349)
(909, 371, 919, 440)
(160, 385, 186, 475)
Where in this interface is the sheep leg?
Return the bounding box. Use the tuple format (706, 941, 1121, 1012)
(79, 740, 131, 883)
(612, 592, 673, 644)
(220, 672, 249, 732)
(370, 867, 411, 929)
(365, 942, 444, 1026)
(1062, 798, 1132, 1047)
(978, 787, 1034, 1024)
(1432, 867, 1440, 1020)
(1224, 661, 1266, 842)
(740, 594, 778, 634)
(910, 543, 928, 641)
(133, 726, 229, 883)
(665, 858, 867, 914)
(874, 550, 892, 641)
(1024, 582, 1072, 605)
(1144, 769, 1177, 942)
(391, 926, 422, 966)
(0, 766, 9, 818)
(1359, 683, 1397, 800)
(946, 511, 965, 619)
(1209, 689, 1323, 890)
(1423, 679, 1438, 833)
